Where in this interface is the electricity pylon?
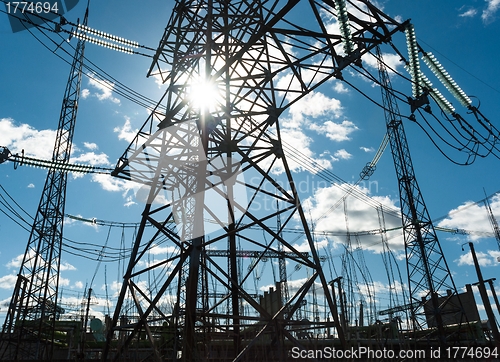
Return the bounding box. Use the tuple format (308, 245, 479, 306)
(104, 1, 405, 361)
(376, 45, 468, 342)
(0, 9, 88, 361)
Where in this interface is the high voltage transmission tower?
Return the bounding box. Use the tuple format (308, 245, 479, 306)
(1, 0, 496, 360)
(103, 0, 407, 361)
(102, 0, 499, 359)
(375, 45, 470, 343)
(0, 6, 88, 361)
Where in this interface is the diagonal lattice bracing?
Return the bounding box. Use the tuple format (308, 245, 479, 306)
(103, 1, 474, 360)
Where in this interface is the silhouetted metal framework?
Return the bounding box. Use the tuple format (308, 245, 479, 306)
(484, 190, 500, 251)
(376, 46, 467, 342)
(0, 10, 87, 361)
(104, 1, 406, 361)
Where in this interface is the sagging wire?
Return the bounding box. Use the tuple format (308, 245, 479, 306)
(0, 184, 139, 261)
(0, 1, 155, 55)
(353, 41, 500, 166)
(89, 225, 112, 288)
(266, 126, 403, 218)
(398, 23, 500, 163)
(0, 3, 164, 112)
(1, 179, 496, 266)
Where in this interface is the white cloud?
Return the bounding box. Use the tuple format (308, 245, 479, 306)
(279, 128, 333, 173)
(0, 274, 17, 289)
(333, 149, 352, 160)
(265, 89, 348, 174)
(114, 117, 138, 143)
(70, 151, 110, 166)
(151, 73, 166, 88)
(437, 194, 500, 241)
(459, 8, 478, 18)
(6, 253, 25, 269)
(362, 52, 402, 74)
(0, 118, 57, 160)
(27, 183, 35, 188)
(302, 184, 402, 253)
(149, 244, 177, 256)
(482, 0, 500, 22)
(124, 195, 136, 208)
(74, 281, 84, 289)
(83, 142, 98, 150)
(309, 119, 358, 142)
(333, 81, 349, 94)
(60, 261, 77, 271)
(360, 146, 375, 153)
(455, 249, 500, 267)
(81, 89, 90, 99)
(288, 91, 342, 126)
(90, 174, 143, 208)
(91, 173, 135, 193)
(291, 238, 329, 253)
(85, 74, 120, 104)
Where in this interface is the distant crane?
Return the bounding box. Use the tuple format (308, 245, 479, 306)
(0, 7, 88, 360)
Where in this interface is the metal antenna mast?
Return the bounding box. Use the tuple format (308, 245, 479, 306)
(0, 8, 88, 360)
(375, 46, 467, 341)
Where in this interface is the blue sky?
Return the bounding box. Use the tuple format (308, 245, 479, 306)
(0, 0, 500, 325)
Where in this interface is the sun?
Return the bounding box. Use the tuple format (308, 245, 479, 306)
(187, 78, 222, 113)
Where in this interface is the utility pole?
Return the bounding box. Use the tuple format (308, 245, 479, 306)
(467, 243, 500, 343)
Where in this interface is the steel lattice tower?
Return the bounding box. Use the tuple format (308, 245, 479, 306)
(104, 1, 406, 361)
(376, 46, 468, 342)
(0, 10, 87, 360)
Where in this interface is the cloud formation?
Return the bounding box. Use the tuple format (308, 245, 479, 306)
(301, 184, 403, 253)
(459, 8, 478, 18)
(114, 117, 138, 143)
(455, 249, 500, 267)
(437, 194, 500, 241)
(310, 120, 358, 142)
(83, 74, 121, 104)
(482, 0, 500, 22)
(0, 118, 56, 160)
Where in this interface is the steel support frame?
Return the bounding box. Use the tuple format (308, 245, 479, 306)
(105, 1, 406, 361)
(376, 46, 467, 342)
(0, 10, 87, 361)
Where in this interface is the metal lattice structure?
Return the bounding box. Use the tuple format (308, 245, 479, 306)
(0, 0, 497, 360)
(97, 0, 500, 359)
(484, 190, 500, 251)
(376, 46, 468, 342)
(104, 1, 408, 361)
(0, 9, 87, 361)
